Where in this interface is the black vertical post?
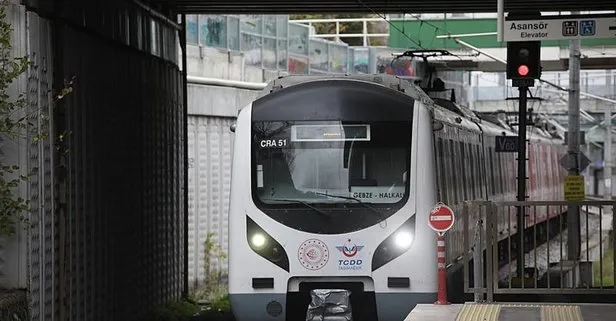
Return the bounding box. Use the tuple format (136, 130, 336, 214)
(517, 86, 528, 279)
(180, 13, 189, 299)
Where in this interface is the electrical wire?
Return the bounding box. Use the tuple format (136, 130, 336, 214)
(354, 0, 425, 50)
(349, 1, 602, 135)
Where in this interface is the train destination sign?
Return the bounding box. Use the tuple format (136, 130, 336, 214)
(503, 14, 616, 42)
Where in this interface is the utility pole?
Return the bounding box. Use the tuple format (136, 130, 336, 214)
(605, 106, 612, 200)
(567, 20, 582, 262)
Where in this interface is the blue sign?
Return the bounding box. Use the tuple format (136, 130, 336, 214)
(580, 20, 596, 36)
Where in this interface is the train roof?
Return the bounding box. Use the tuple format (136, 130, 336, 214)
(257, 74, 564, 145)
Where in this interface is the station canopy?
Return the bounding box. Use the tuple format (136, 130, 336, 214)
(145, 0, 615, 14)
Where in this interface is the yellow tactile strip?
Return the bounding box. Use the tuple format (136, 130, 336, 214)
(454, 303, 585, 321)
(456, 304, 501, 321)
(541, 305, 584, 321)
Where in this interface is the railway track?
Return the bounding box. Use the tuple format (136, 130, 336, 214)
(495, 201, 612, 285)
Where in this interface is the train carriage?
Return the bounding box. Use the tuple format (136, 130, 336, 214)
(226, 74, 566, 321)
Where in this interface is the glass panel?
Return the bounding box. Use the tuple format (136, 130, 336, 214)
(329, 43, 348, 74)
(288, 23, 309, 56)
(227, 16, 240, 50)
(310, 39, 329, 72)
(278, 39, 288, 71)
(241, 15, 262, 34)
(186, 15, 198, 44)
(353, 48, 369, 73)
(347, 48, 355, 74)
(199, 15, 227, 48)
(288, 56, 308, 74)
(263, 15, 277, 37)
(277, 15, 288, 38)
(263, 37, 277, 70)
(242, 33, 262, 66)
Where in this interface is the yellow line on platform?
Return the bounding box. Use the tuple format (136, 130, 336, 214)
(456, 304, 501, 321)
(541, 305, 583, 321)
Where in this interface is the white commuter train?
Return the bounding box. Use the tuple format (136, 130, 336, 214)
(227, 74, 566, 321)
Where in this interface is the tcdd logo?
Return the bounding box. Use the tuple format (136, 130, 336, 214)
(336, 239, 364, 271)
(335, 239, 364, 258)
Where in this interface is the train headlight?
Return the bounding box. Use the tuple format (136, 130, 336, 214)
(371, 215, 416, 271)
(246, 216, 290, 272)
(394, 231, 413, 249)
(251, 233, 267, 248)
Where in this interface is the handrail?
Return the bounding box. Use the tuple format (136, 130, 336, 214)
(187, 75, 267, 90)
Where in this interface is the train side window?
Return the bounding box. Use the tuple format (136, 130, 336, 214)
(459, 141, 468, 201)
(437, 137, 447, 202)
(545, 145, 552, 188)
(488, 147, 495, 197)
(495, 152, 503, 195)
(468, 143, 476, 199)
(441, 137, 450, 204)
(476, 144, 484, 199)
(458, 140, 466, 203)
(543, 145, 549, 190)
(445, 138, 454, 204)
(448, 138, 458, 204)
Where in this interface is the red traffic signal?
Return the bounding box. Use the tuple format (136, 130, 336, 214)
(506, 41, 541, 80)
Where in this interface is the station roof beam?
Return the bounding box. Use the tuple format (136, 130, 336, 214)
(142, 0, 616, 14)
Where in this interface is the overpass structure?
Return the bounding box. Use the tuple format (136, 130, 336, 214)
(145, 0, 616, 13)
(1, 1, 615, 321)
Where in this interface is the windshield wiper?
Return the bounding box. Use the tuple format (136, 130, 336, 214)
(267, 198, 330, 218)
(313, 192, 384, 218)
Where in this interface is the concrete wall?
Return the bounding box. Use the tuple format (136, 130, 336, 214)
(186, 44, 283, 83)
(185, 44, 263, 293)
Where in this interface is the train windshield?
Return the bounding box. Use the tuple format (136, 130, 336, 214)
(252, 121, 411, 207)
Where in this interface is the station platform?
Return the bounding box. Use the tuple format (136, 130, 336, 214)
(404, 302, 616, 321)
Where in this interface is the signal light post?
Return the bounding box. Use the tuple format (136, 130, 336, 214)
(506, 40, 541, 280)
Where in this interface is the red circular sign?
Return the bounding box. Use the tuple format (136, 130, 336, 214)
(428, 204, 455, 233)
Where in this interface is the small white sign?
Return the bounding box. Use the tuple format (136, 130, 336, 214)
(503, 15, 616, 41)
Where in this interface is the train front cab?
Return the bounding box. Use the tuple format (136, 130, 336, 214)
(229, 77, 440, 321)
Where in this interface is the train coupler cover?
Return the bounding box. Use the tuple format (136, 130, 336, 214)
(305, 289, 353, 321)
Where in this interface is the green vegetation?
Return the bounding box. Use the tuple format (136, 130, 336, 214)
(593, 249, 615, 287)
(0, 2, 72, 237)
(0, 3, 31, 237)
(148, 300, 201, 321)
(187, 233, 231, 318)
(191, 233, 229, 304)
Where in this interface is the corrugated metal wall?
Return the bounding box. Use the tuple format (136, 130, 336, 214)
(187, 116, 234, 290)
(25, 10, 55, 321)
(18, 1, 186, 321)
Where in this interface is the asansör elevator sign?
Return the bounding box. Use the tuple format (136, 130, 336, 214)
(503, 14, 616, 42)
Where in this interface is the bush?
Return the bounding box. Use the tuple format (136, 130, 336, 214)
(190, 233, 229, 303)
(148, 300, 200, 321)
(208, 294, 230, 313)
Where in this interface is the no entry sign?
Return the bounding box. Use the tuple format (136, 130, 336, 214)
(429, 203, 455, 234)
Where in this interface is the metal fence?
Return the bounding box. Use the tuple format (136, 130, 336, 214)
(17, 1, 186, 321)
(462, 200, 616, 302)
